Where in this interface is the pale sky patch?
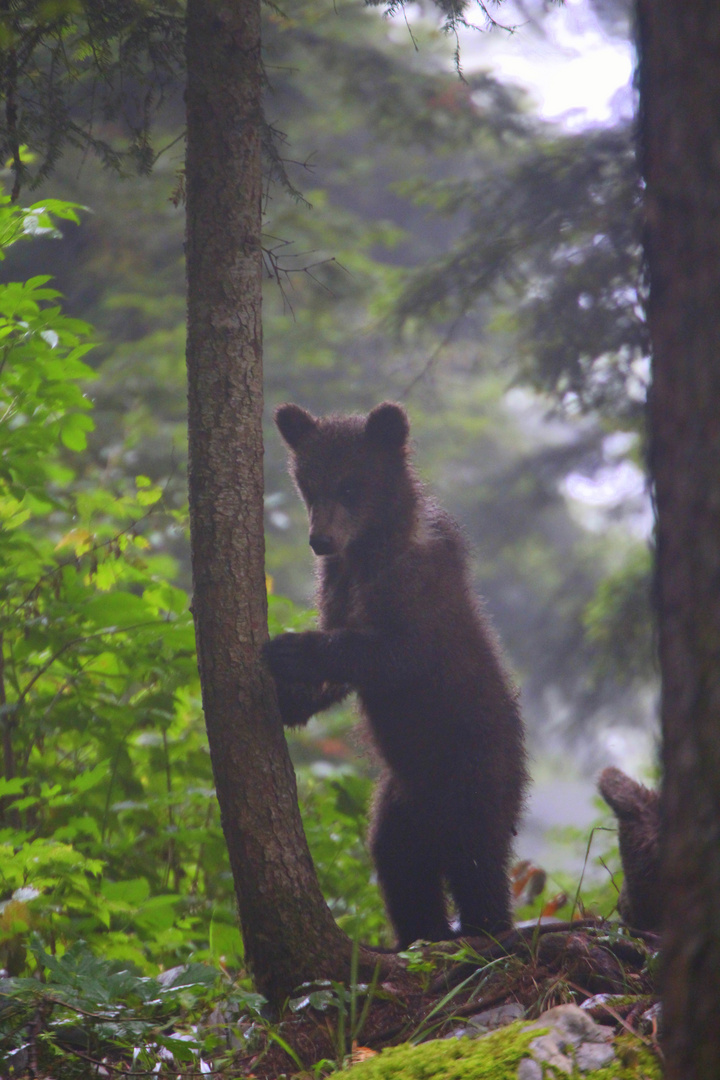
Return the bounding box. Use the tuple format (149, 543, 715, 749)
(459, 0, 635, 128)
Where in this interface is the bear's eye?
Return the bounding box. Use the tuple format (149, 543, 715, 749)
(337, 480, 362, 508)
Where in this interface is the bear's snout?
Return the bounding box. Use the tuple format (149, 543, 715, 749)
(309, 532, 336, 556)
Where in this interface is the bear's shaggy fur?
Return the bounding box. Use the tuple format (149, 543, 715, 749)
(264, 402, 528, 948)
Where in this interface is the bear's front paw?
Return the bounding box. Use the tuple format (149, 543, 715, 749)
(272, 681, 314, 727)
(263, 632, 325, 682)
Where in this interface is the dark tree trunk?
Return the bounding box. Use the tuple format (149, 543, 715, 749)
(184, 0, 353, 1006)
(639, 1, 720, 1075)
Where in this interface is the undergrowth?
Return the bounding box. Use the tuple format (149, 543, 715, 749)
(0, 192, 659, 1078)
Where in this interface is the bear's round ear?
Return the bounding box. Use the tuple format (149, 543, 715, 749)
(598, 767, 655, 820)
(275, 404, 317, 449)
(364, 402, 409, 451)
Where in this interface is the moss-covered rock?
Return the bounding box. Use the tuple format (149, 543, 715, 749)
(346, 1023, 542, 1080)
(344, 1010, 662, 1080)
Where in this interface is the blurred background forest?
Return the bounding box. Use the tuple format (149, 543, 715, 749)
(0, 0, 655, 993)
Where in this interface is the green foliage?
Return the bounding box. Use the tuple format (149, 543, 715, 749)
(0, 193, 84, 254)
(395, 127, 646, 422)
(0, 0, 505, 203)
(513, 812, 624, 928)
(0, 0, 185, 195)
(0, 936, 258, 1076)
(0, 190, 392, 997)
(3, 0, 654, 734)
(289, 941, 383, 1065)
(0, 193, 233, 980)
(583, 545, 654, 686)
(268, 591, 316, 635)
(300, 771, 389, 945)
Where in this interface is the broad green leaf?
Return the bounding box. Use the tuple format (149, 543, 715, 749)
(82, 591, 155, 629)
(101, 878, 151, 906)
(0, 776, 31, 798)
(59, 411, 94, 451)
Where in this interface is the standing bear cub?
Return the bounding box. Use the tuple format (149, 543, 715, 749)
(264, 402, 527, 948)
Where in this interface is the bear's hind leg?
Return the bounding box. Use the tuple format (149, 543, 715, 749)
(370, 774, 452, 949)
(446, 841, 513, 940)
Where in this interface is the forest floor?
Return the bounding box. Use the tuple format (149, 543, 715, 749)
(2, 919, 661, 1078)
(233, 919, 660, 1078)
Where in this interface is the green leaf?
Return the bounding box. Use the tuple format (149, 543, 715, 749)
(156, 1034, 201, 1064)
(101, 878, 151, 906)
(136, 486, 162, 506)
(82, 591, 155, 629)
(135, 895, 180, 933)
(68, 761, 111, 794)
(59, 411, 95, 451)
(0, 776, 31, 798)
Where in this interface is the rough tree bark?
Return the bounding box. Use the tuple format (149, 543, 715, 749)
(184, 0, 356, 1006)
(639, 1, 720, 1075)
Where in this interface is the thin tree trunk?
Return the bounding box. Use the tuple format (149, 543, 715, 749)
(184, 0, 352, 1006)
(639, 1, 720, 1075)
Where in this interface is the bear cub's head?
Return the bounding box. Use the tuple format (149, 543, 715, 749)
(274, 402, 414, 559)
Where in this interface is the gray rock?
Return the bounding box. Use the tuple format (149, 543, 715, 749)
(516, 1058, 543, 1080)
(527, 1003, 614, 1047)
(520, 1003, 616, 1077)
(466, 1002, 525, 1032)
(575, 1041, 616, 1071)
(528, 1032, 574, 1074)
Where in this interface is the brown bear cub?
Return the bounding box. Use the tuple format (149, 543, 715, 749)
(264, 402, 527, 949)
(598, 766, 661, 932)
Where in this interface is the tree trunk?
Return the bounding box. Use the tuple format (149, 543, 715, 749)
(184, 0, 353, 1006)
(639, 2, 720, 1075)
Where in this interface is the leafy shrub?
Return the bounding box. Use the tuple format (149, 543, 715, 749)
(300, 770, 389, 945)
(0, 193, 235, 973)
(0, 191, 389, 984)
